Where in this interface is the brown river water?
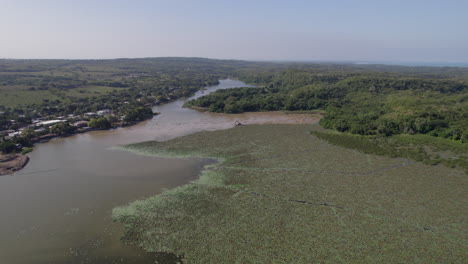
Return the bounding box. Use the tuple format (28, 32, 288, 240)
(0, 79, 319, 264)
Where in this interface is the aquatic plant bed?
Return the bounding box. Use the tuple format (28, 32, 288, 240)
(114, 124, 466, 263)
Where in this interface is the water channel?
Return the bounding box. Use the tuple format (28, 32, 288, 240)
(0, 79, 318, 263)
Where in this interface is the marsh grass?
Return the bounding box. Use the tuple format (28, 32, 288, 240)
(113, 124, 467, 263)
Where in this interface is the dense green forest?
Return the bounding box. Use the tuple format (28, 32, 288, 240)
(183, 63, 467, 172)
(186, 67, 468, 143)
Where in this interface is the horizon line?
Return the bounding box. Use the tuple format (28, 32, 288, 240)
(0, 56, 467, 68)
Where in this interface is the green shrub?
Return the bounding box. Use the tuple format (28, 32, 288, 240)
(20, 147, 33, 155)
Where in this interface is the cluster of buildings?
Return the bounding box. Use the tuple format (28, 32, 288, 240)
(0, 109, 113, 139)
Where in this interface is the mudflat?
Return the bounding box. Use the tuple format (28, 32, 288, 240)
(0, 154, 29, 175)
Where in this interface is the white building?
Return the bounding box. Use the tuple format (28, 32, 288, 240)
(38, 120, 65, 126)
(97, 109, 112, 116)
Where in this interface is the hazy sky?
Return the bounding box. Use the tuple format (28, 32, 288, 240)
(1, 0, 467, 62)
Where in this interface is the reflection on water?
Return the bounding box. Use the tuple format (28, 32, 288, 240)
(0, 79, 251, 264)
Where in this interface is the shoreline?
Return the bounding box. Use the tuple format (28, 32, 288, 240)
(0, 117, 155, 175)
(0, 154, 30, 176)
(2, 76, 320, 176)
(4, 110, 322, 175)
(209, 111, 322, 125)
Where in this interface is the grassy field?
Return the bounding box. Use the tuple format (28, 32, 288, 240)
(0, 86, 61, 107)
(65, 85, 126, 98)
(114, 124, 467, 263)
(0, 85, 126, 107)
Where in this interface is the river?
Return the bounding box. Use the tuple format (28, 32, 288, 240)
(0, 79, 322, 264)
(0, 79, 256, 264)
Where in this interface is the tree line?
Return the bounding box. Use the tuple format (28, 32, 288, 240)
(187, 70, 467, 142)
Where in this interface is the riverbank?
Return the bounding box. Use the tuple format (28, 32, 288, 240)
(188, 106, 323, 125)
(1, 78, 247, 175)
(0, 154, 30, 176)
(210, 111, 322, 125)
(0, 114, 158, 175)
(1, 79, 282, 263)
(114, 124, 466, 263)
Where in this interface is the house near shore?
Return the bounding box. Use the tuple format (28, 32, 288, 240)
(85, 112, 98, 117)
(0, 130, 15, 136)
(73, 121, 89, 128)
(37, 120, 66, 127)
(97, 109, 112, 116)
(34, 128, 46, 133)
(8, 131, 21, 137)
(67, 114, 81, 120)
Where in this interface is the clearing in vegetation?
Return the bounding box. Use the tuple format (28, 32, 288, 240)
(113, 124, 467, 264)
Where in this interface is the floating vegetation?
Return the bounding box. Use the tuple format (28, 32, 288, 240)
(114, 124, 467, 263)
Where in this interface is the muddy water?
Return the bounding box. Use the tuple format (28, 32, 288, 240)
(0, 79, 317, 264)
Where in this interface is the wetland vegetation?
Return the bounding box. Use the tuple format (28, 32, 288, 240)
(114, 124, 466, 263)
(1, 57, 466, 262)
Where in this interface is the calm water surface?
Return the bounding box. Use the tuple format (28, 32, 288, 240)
(0, 79, 254, 264)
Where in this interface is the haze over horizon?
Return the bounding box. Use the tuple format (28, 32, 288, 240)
(1, 0, 467, 64)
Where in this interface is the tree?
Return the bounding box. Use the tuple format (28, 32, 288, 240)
(224, 103, 242, 114)
(123, 106, 154, 122)
(88, 117, 112, 129)
(49, 122, 76, 135)
(21, 128, 36, 140)
(0, 142, 16, 154)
